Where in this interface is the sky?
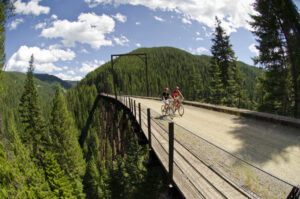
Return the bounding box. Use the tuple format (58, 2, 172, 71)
(5, 0, 300, 81)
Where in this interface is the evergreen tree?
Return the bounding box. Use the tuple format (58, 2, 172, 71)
(210, 17, 247, 107)
(19, 54, 47, 157)
(208, 61, 224, 105)
(43, 151, 74, 199)
(50, 85, 86, 198)
(0, 0, 14, 74)
(250, 0, 296, 115)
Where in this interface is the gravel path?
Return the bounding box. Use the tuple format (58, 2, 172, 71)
(132, 97, 300, 186)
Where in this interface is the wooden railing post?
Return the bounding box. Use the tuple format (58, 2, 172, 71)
(130, 98, 132, 111)
(134, 100, 136, 118)
(169, 122, 174, 184)
(287, 186, 300, 199)
(138, 103, 141, 127)
(147, 108, 151, 149)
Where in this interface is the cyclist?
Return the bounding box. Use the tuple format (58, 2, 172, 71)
(162, 87, 170, 111)
(171, 86, 184, 110)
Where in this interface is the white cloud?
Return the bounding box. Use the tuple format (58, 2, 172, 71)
(55, 73, 82, 81)
(14, 0, 50, 16)
(189, 47, 209, 55)
(136, 21, 141, 25)
(114, 35, 129, 46)
(196, 37, 203, 41)
(182, 17, 192, 24)
(136, 43, 141, 47)
(41, 12, 115, 49)
(67, 70, 75, 75)
(196, 31, 200, 35)
(249, 44, 259, 56)
(51, 14, 57, 20)
(9, 18, 24, 30)
(35, 22, 46, 29)
(85, 0, 255, 34)
(6, 45, 75, 73)
(84, 0, 112, 8)
(113, 13, 127, 23)
(80, 48, 89, 53)
(79, 59, 105, 73)
(63, 66, 68, 70)
(154, 16, 164, 22)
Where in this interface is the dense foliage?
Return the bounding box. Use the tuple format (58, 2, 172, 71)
(83, 46, 261, 109)
(209, 17, 249, 107)
(250, 0, 300, 117)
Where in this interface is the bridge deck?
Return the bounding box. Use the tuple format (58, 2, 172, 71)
(106, 94, 298, 199)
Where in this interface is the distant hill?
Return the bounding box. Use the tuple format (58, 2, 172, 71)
(78, 46, 262, 108)
(0, 71, 73, 132)
(65, 80, 78, 86)
(34, 73, 73, 90)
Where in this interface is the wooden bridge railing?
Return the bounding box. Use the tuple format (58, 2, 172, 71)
(101, 94, 299, 199)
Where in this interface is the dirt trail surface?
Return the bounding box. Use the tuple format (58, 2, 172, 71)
(132, 97, 300, 186)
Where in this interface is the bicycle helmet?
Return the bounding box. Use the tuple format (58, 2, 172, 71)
(165, 87, 169, 91)
(176, 86, 179, 89)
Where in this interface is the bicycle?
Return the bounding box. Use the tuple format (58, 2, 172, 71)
(171, 97, 184, 116)
(161, 100, 171, 116)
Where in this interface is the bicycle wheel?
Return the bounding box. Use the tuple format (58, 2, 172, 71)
(161, 105, 166, 115)
(178, 104, 184, 116)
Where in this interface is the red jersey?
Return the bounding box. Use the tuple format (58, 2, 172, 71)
(172, 90, 180, 98)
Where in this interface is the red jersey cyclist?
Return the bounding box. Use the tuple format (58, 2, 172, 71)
(171, 86, 184, 110)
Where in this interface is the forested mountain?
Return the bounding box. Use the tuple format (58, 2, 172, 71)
(82, 46, 261, 109)
(34, 73, 73, 90)
(0, 71, 71, 135)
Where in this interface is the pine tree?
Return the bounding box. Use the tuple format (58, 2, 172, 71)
(19, 54, 47, 157)
(208, 61, 224, 105)
(0, 0, 14, 74)
(50, 85, 86, 198)
(210, 17, 247, 107)
(250, 0, 295, 115)
(43, 151, 74, 199)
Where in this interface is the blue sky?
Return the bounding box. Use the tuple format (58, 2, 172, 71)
(5, 0, 300, 80)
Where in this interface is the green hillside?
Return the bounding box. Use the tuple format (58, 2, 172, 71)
(0, 71, 71, 133)
(34, 73, 73, 90)
(81, 46, 262, 108)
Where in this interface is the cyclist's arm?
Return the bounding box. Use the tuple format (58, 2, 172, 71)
(179, 90, 184, 99)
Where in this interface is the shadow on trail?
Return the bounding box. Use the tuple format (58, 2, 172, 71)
(227, 116, 300, 165)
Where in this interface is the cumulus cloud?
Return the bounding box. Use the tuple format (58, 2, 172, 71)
(136, 21, 141, 25)
(9, 18, 24, 30)
(55, 73, 82, 81)
(51, 14, 58, 19)
(182, 17, 192, 24)
(35, 22, 46, 29)
(84, 0, 112, 8)
(136, 43, 141, 47)
(79, 59, 105, 73)
(6, 45, 75, 73)
(41, 12, 115, 49)
(154, 16, 164, 22)
(189, 47, 209, 55)
(84, 0, 255, 34)
(14, 0, 50, 16)
(114, 35, 129, 46)
(113, 13, 127, 23)
(249, 44, 259, 56)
